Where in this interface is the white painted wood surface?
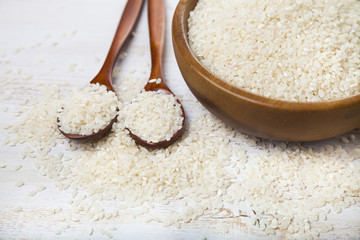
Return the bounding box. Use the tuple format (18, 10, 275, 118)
(0, 0, 359, 239)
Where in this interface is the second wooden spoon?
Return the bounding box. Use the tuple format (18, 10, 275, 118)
(128, 0, 185, 148)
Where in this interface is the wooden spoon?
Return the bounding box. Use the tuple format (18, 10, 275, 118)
(128, 0, 185, 148)
(58, 0, 144, 140)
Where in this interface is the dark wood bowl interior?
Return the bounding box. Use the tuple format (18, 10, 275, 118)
(172, 0, 360, 141)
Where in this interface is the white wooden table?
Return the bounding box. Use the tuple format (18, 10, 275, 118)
(0, 1, 359, 239)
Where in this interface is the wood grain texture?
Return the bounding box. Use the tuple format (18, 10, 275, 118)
(0, 0, 359, 240)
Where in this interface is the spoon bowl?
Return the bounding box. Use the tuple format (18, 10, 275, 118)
(58, 0, 144, 140)
(128, 114, 185, 149)
(128, 80, 186, 149)
(58, 117, 118, 141)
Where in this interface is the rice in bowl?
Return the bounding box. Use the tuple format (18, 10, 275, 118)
(188, 0, 360, 102)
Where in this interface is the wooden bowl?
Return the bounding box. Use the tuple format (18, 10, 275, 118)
(172, 0, 360, 142)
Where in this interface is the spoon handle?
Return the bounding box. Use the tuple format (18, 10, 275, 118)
(99, 0, 144, 78)
(148, 0, 165, 80)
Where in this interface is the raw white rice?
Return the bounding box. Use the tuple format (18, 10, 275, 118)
(121, 90, 184, 143)
(148, 78, 162, 84)
(2, 61, 360, 238)
(15, 181, 25, 187)
(227, 142, 360, 237)
(188, 0, 360, 102)
(57, 83, 118, 135)
(4, 74, 360, 238)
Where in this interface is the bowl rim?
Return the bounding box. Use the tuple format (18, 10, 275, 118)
(172, 0, 360, 112)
